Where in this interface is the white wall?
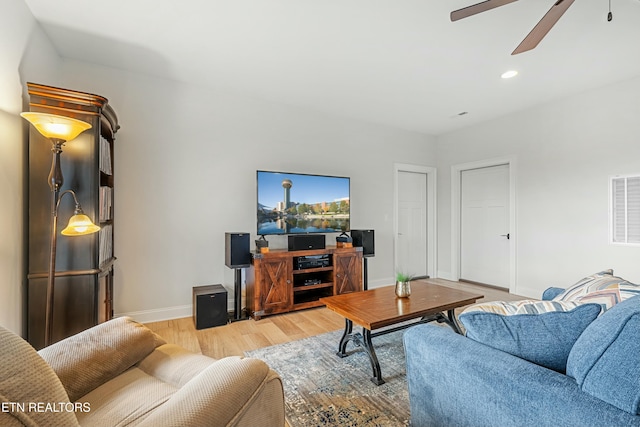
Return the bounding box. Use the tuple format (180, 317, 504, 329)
(0, 0, 62, 334)
(437, 75, 640, 298)
(58, 60, 437, 321)
(13, 3, 640, 326)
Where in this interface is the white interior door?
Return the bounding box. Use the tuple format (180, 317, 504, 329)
(397, 171, 428, 278)
(460, 164, 510, 288)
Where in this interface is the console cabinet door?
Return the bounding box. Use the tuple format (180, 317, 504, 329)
(256, 257, 293, 315)
(334, 251, 363, 294)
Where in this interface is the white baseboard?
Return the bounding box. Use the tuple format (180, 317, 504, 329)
(124, 277, 481, 323)
(367, 277, 395, 289)
(437, 270, 455, 281)
(512, 285, 541, 299)
(117, 296, 240, 324)
(116, 305, 192, 324)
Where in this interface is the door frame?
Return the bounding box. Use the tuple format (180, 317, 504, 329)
(393, 163, 437, 279)
(451, 156, 517, 293)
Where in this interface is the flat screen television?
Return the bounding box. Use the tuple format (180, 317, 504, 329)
(257, 170, 350, 235)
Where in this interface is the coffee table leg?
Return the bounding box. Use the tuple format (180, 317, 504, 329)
(337, 318, 353, 357)
(447, 309, 463, 334)
(427, 310, 463, 334)
(336, 319, 385, 385)
(362, 328, 385, 385)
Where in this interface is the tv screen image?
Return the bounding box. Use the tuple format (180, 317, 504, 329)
(257, 170, 350, 235)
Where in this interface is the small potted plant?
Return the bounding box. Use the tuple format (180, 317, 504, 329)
(395, 272, 413, 298)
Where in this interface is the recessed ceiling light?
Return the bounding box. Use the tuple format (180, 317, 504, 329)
(501, 70, 519, 79)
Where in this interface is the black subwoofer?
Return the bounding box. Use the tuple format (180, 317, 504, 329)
(193, 284, 228, 330)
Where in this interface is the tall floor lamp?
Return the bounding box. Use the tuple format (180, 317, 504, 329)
(21, 112, 100, 347)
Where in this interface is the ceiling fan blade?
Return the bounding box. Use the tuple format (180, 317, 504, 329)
(511, 0, 576, 55)
(451, 0, 518, 22)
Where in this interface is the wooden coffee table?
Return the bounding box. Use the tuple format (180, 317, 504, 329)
(320, 282, 483, 385)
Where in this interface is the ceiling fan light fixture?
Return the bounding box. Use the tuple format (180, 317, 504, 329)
(501, 70, 519, 79)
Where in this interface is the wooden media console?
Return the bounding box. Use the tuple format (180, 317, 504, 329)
(246, 246, 363, 320)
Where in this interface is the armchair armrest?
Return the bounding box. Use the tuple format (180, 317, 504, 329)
(542, 286, 565, 300)
(0, 326, 80, 427)
(38, 317, 164, 402)
(403, 324, 639, 427)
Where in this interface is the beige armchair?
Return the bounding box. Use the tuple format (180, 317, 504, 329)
(0, 317, 285, 426)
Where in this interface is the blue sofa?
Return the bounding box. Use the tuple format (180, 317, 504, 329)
(404, 292, 640, 427)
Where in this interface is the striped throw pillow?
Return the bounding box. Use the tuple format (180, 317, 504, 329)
(553, 270, 640, 312)
(462, 299, 585, 316)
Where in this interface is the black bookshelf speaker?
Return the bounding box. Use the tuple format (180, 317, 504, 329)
(225, 232, 251, 268)
(351, 229, 375, 257)
(193, 284, 228, 329)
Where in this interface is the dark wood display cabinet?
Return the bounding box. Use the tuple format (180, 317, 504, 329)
(246, 246, 363, 320)
(25, 83, 120, 349)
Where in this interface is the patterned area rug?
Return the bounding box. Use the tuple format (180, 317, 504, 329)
(245, 327, 410, 427)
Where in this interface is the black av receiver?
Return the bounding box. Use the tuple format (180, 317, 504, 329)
(295, 254, 330, 270)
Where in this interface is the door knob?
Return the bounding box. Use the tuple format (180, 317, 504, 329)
(500, 233, 510, 239)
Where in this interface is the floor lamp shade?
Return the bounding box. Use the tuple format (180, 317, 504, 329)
(20, 112, 92, 141)
(61, 212, 101, 236)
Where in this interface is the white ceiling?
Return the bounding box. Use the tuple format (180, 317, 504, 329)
(23, 0, 640, 135)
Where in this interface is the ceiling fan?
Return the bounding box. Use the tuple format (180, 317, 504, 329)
(451, 0, 576, 55)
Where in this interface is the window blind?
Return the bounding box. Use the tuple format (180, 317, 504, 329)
(611, 176, 640, 244)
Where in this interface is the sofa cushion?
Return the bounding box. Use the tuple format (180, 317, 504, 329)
(459, 300, 602, 372)
(553, 269, 640, 312)
(76, 367, 178, 427)
(566, 296, 640, 415)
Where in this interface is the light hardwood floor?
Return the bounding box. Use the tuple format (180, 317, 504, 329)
(144, 278, 523, 359)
